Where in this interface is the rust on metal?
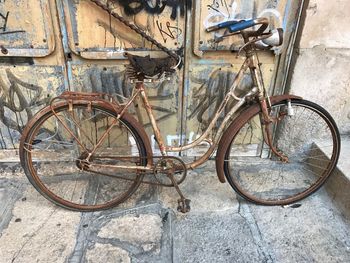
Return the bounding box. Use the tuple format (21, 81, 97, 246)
(215, 94, 303, 183)
(138, 82, 168, 155)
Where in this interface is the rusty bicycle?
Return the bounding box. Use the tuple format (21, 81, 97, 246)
(19, 15, 340, 212)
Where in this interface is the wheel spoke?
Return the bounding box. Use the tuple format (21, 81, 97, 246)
(21, 103, 147, 211)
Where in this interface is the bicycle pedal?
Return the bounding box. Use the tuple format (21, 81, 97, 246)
(177, 198, 191, 213)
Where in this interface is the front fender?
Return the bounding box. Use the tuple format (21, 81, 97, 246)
(215, 94, 302, 183)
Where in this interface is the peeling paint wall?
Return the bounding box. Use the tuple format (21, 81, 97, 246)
(289, 0, 350, 134)
(0, 0, 302, 150)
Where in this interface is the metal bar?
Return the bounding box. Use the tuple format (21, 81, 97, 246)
(90, 163, 152, 171)
(50, 105, 89, 153)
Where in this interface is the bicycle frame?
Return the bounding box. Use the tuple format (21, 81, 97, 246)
(85, 51, 269, 171)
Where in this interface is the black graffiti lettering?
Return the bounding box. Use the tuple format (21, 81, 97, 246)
(89, 69, 176, 125)
(165, 0, 192, 20)
(207, 0, 230, 17)
(113, 0, 192, 20)
(0, 9, 25, 35)
(156, 20, 182, 43)
(0, 69, 45, 134)
(0, 11, 9, 32)
(116, 0, 166, 16)
(189, 69, 252, 128)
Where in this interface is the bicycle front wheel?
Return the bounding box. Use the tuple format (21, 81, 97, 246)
(224, 99, 340, 205)
(20, 102, 148, 211)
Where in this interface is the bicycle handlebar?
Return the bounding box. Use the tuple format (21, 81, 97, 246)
(206, 17, 269, 37)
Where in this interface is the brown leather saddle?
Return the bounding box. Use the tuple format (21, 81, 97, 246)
(126, 53, 178, 79)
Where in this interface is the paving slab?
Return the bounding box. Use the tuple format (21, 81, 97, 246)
(247, 192, 350, 263)
(0, 159, 349, 263)
(314, 136, 350, 219)
(0, 186, 81, 263)
(173, 210, 267, 263)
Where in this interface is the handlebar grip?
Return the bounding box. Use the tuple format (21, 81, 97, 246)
(228, 19, 256, 33)
(206, 20, 241, 32)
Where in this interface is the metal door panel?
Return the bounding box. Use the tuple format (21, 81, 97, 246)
(0, 0, 55, 57)
(63, 0, 186, 59)
(193, 0, 293, 56)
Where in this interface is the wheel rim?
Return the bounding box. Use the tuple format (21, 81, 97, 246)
(23, 104, 146, 210)
(224, 100, 340, 205)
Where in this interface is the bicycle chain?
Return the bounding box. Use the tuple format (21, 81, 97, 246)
(89, 0, 180, 61)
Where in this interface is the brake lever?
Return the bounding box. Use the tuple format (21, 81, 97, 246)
(237, 32, 273, 56)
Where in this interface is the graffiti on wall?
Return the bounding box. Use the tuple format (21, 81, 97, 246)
(189, 68, 252, 129)
(0, 1, 25, 35)
(112, 0, 192, 20)
(76, 67, 177, 127)
(0, 0, 296, 151)
(0, 69, 48, 148)
(156, 20, 183, 44)
(69, 0, 187, 54)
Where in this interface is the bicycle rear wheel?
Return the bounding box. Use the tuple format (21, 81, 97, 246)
(223, 99, 340, 205)
(20, 102, 148, 211)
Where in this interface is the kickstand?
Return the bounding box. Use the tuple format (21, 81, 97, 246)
(166, 172, 191, 213)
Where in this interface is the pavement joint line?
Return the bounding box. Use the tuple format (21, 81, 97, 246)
(68, 212, 94, 263)
(10, 206, 59, 263)
(237, 199, 276, 263)
(0, 179, 26, 235)
(93, 202, 163, 221)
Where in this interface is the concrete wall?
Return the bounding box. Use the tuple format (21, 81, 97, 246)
(289, 0, 350, 134)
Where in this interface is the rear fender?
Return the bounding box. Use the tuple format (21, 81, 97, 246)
(215, 94, 302, 183)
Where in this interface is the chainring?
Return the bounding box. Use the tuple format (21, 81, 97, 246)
(153, 156, 187, 187)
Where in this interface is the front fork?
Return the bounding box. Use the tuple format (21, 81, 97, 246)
(248, 54, 288, 162)
(260, 97, 289, 163)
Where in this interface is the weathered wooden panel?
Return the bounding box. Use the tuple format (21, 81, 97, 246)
(63, 0, 187, 59)
(0, 66, 65, 149)
(0, 0, 55, 57)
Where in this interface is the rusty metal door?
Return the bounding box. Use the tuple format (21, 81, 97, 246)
(0, 0, 303, 153)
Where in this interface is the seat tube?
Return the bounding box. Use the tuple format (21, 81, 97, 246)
(137, 82, 167, 156)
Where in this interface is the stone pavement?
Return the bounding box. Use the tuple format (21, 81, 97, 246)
(0, 160, 350, 263)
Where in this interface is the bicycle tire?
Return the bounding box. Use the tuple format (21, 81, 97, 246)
(222, 99, 340, 205)
(20, 102, 149, 211)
